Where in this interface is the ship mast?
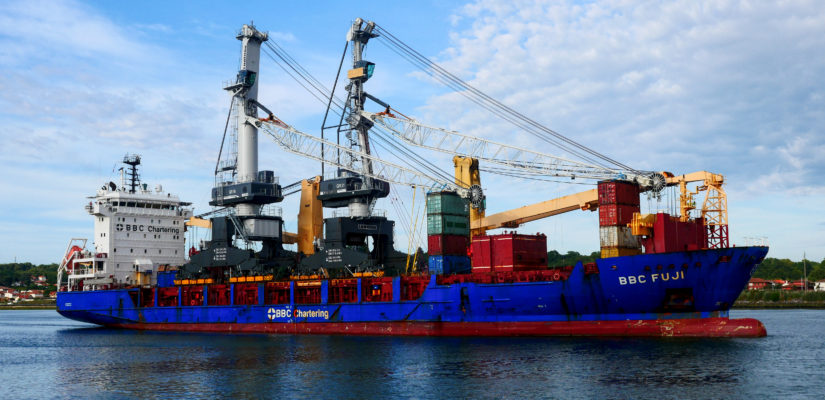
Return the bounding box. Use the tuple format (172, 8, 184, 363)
(235, 24, 268, 217)
(208, 22, 284, 242)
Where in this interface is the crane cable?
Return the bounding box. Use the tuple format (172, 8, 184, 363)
(410, 186, 427, 273)
(373, 23, 623, 169)
(404, 186, 417, 274)
(373, 23, 639, 173)
(261, 41, 461, 189)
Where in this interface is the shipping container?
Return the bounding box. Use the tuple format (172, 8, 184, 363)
(470, 235, 492, 272)
(600, 247, 643, 258)
(428, 234, 469, 255)
(640, 213, 708, 254)
(472, 233, 547, 272)
(598, 203, 640, 226)
(427, 214, 470, 235)
(156, 270, 177, 287)
(599, 226, 641, 248)
(598, 180, 640, 205)
(426, 191, 470, 216)
(429, 255, 472, 275)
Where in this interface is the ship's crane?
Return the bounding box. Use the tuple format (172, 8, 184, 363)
(254, 19, 728, 252)
(249, 115, 474, 199)
(359, 111, 727, 243)
(362, 111, 663, 189)
(362, 111, 665, 236)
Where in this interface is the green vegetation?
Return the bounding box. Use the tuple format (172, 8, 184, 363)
(0, 298, 56, 309)
(547, 250, 601, 268)
(749, 257, 825, 281)
(735, 290, 825, 309)
(0, 262, 58, 288)
(738, 290, 825, 302)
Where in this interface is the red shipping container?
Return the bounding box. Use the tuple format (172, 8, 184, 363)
(491, 233, 548, 271)
(471, 236, 492, 272)
(641, 213, 708, 254)
(428, 234, 469, 255)
(598, 204, 640, 226)
(598, 181, 640, 205)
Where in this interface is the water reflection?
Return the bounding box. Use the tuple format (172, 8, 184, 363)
(0, 310, 817, 399)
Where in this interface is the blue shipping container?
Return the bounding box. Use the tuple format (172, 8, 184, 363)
(157, 271, 178, 287)
(429, 255, 472, 275)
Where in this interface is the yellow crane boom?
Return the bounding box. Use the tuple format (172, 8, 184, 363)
(471, 189, 599, 231)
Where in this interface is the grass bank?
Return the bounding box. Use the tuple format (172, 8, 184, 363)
(733, 290, 825, 309)
(0, 300, 56, 310)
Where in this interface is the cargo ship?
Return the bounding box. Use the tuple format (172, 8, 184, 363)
(56, 21, 769, 337)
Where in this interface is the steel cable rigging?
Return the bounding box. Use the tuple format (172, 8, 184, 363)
(260, 42, 463, 187)
(373, 24, 638, 173)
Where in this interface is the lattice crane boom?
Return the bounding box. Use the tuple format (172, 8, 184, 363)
(362, 111, 665, 191)
(249, 116, 470, 197)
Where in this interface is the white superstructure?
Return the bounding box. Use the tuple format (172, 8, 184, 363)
(59, 155, 192, 291)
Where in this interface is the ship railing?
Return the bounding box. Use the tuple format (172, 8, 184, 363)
(110, 206, 181, 217)
(331, 208, 387, 218)
(213, 175, 281, 187)
(260, 205, 283, 217)
(743, 236, 769, 247)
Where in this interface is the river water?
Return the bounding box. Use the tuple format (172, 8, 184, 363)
(0, 310, 823, 399)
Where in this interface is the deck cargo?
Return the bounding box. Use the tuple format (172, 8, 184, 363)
(428, 255, 472, 275)
(471, 233, 548, 272)
(426, 214, 470, 236)
(599, 226, 641, 248)
(427, 234, 469, 256)
(641, 213, 708, 253)
(426, 192, 469, 216)
(598, 204, 640, 226)
(597, 181, 641, 205)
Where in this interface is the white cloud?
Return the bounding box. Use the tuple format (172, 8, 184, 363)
(419, 0, 825, 259)
(0, 0, 165, 64)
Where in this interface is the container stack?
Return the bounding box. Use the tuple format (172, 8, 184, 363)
(471, 232, 547, 273)
(597, 181, 642, 258)
(426, 191, 471, 275)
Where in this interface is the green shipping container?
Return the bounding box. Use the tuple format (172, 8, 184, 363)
(426, 192, 469, 216)
(427, 214, 470, 235)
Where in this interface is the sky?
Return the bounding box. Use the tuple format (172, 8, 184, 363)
(0, 0, 823, 265)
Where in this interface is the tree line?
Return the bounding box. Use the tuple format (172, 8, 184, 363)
(0, 263, 58, 288)
(2, 254, 822, 285)
(748, 257, 825, 282)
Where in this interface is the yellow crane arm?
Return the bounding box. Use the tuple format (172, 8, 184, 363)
(282, 231, 298, 245)
(661, 170, 728, 248)
(471, 189, 599, 231)
(185, 217, 212, 229)
(664, 171, 723, 187)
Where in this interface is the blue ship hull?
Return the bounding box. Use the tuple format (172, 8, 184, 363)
(57, 246, 769, 337)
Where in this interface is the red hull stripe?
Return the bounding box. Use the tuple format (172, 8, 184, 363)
(109, 317, 766, 338)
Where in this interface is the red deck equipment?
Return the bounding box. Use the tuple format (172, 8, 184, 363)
(641, 212, 708, 253)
